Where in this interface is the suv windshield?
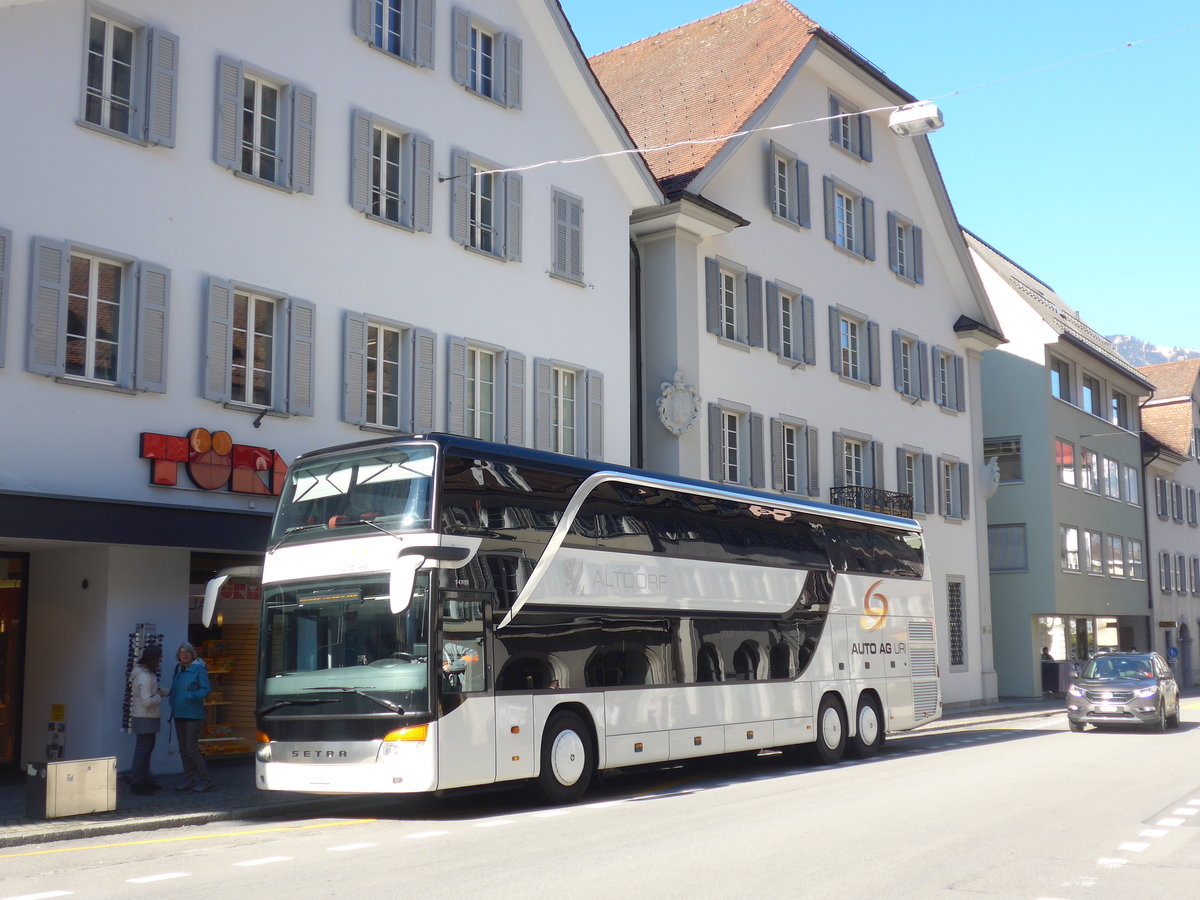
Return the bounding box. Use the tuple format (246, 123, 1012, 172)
(270, 444, 436, 547)
(260, 574, 432, 716)
(1080, 655, 1155, 680)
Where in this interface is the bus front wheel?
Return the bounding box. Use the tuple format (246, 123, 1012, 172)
(813, 694, 847, 765)
(849, 693, 884, 758)
(537, 711, 594, 804)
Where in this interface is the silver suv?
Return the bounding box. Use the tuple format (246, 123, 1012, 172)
(1067, 652, 1181, 732)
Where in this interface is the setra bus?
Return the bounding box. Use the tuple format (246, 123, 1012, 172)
(241, 433, 939, 802)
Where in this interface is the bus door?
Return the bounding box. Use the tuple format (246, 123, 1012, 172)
(435, 591, 495, 789)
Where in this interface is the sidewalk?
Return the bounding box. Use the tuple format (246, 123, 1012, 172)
(0, 697, 1068, 850)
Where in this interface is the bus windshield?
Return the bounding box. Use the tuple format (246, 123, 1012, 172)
(269, 444, 436, 547)
(260, 575, 432, 716)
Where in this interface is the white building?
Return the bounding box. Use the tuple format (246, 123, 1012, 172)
(969, 231, 1153, 697)
(591, 0, 1005, 708)
(1138, 360, 1200, 683)
(0, 0, 657, 773)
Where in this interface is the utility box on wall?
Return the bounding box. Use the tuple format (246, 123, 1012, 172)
(26, 757, 117, 819)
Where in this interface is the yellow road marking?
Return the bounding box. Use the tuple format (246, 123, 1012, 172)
(0, 818, 377, 859)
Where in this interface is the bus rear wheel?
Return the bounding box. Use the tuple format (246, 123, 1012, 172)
(849, 694, 884, 758)
(537, 711, 594, 804)
(812, 694, 846, 765)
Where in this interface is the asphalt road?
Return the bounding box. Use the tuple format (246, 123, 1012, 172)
(5, 701, 1200, 899)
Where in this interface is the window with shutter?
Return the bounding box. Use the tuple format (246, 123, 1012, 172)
(80, 11, 179, 147)
(822, 176, 875, 259)
(355, 0, 434, 68)
(887, 211, 923, 284)
(767, 141, 810, 227)
(451, 149, 520, 260)
(452, 8, 521, 108)
(828, 92, 871, 160)
(351, 110, 433, 231)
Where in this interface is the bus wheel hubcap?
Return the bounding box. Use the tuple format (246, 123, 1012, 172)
(822, 710, 842, 748)
(859, 707, 878, 744)
(551, 730, 586, 785)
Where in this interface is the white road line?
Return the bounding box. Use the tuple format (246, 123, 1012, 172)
(1140, 829, 1170, 838)
(1188, 799, 1200, 806)
(1117, 842, 1148, 852)
(1173, 808, 1199, 816)
(328, 843, 378, 852)
(1157, 817, 1185, 827)
(234, 856, 294, 867)
(472, 820, 514, 827)
(1096, 858, 1128, 869)
(405, 831, 448, 839)
(2, 892, 74, 900)
(532, 809, 573, 817)
(126, 873, 189, 884)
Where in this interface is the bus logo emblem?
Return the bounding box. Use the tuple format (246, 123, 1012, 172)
(860, 580, 888, 632)
(561, 559, 586, 595)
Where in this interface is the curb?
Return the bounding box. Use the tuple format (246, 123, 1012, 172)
(0, 794, 389, 851)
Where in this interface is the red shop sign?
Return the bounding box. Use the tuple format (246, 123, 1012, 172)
(140, 428, 289, 496)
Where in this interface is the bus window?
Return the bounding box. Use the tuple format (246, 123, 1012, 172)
(497, 656, 555, 691)
(441, 599, 485, 693)
(697, 644, 723, 682)
(769, 642, 792, 679)
(733, 641, 760, 681)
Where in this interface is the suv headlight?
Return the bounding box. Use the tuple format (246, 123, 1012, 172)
(1067, 684, 1084, 698)
(1133, 686, 1158, 699)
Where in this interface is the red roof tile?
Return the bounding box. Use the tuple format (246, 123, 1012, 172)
(588, 0, 817, 192)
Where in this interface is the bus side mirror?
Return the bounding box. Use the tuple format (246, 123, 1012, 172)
(389, 553, 426, 614)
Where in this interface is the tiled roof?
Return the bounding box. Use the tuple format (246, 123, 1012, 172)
(1141, 402, 1195, 457)
(1138, 359, 1200, 400)
(588, 0, 818, 193)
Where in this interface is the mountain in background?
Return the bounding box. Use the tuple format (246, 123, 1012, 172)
(1107, 336, 1200, 368)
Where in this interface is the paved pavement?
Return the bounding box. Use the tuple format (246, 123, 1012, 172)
(0, 696, 1067, 849)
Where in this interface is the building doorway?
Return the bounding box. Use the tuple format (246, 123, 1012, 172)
(0, 554, 28, 770)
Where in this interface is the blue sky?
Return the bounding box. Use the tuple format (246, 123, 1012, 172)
(559, 0, 1200, 350)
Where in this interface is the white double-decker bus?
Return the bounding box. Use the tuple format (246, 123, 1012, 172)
(244, 434, 939, 802)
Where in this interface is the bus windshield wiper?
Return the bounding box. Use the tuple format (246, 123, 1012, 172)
(256, 697, 338, 716)
(268, 522, 327, 553)
(303, 686, 404, 714)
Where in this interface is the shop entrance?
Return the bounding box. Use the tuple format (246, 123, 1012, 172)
(0, 554, 28, 769)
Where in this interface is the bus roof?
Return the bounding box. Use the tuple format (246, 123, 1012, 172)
(287, 432, 922, 534)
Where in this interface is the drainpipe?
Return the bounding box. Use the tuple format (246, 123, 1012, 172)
(630, 238, 644, 469)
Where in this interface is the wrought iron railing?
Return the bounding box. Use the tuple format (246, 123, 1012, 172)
(828, 485, 914, 518)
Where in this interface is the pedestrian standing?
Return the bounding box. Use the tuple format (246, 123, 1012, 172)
(168, 641, 212, 792)
(128, 644, 164, 795)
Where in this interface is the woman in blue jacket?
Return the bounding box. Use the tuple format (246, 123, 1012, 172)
(169, 642, 211, 792)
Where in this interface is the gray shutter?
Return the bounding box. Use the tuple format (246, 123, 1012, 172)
(930, 344, 943, 405)
(413, 133, 434, 232)
(552, 193, 568, 276)
(411, 327, 437, 432)
(450, 150, 470, 244)
(145, 28, 179, 147)
(887, 211, 898, 273)
(28, 237, 68, 376)
(415, 0, 435, 68)
(827, 95, 840, 144)
(291, 86, 316, 194)
(832, 432, 845, 487)
(504, 172, 523, 261)
(353, 0, 372, 42)
(504, 34, 522, 109)
(954, 354, 967, 412)
(585, 369, 603, 460)
(533, 358, 553, 451)
(567, 194, 583, 279)
(870, 440, 885, 490)
(750, 413, 765, 489)
(959, 462, 971, 519)
(859, 113, 872, 161)
(708, 404, 723, 482)
(203, 277, 234, 401)
(0, 227, 10, 368)
(214, 56, 243, 170)
(796, 160, 810, 228)
(447, 336, 468, 434)
(822, 176, 836, 243)
(913, 225, 924, 284)
(770, 418, 784, 491)
(862, 197, 875, 260)
(350, 109, 372, 213)
(134, 262, 170, 393)
(504, 349, 526, 445)
(806, 425, 820, 497)
(922, 453, 934, 515)
(801, 295, 816, 365)
(867, 320, 881, 386)
(828, 305, 840, 373)
(342, 311, 367, 425)
(892, 330, 903, 392)
(704, 258, 720, 336)
(896, 447, 908, 498)
(287, 298, 316, 416)
(765, 282, 780, 355)
(917, 341, 930, 400)
(746, 273, 764, 348)
(765, 142, 779, 215)
(451, 8, 470, 86)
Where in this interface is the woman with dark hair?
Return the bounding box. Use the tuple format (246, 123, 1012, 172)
(169, 642, 212, 792)
(129, 643, 165, 795)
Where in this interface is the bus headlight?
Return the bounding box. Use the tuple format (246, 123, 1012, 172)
(379, 724, 428, 759)
(256, 742, 272, 763)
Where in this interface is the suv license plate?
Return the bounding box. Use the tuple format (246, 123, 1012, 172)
(1097, 704, 1118, 713)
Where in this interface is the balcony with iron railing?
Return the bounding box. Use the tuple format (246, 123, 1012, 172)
(829, 485, 914, 518)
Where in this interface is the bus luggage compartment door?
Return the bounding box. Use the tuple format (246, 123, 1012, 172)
(495, 695, 535, 780)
